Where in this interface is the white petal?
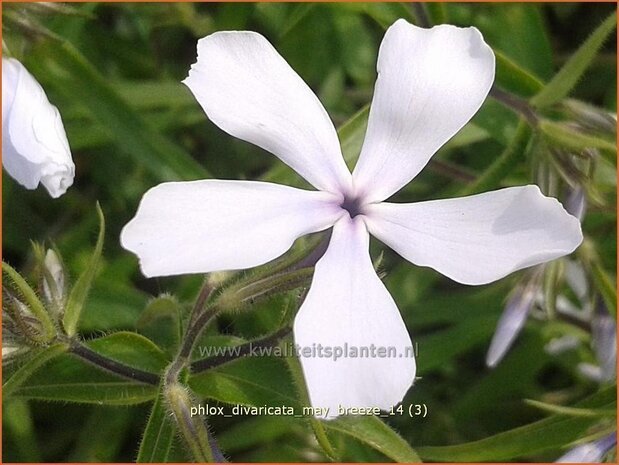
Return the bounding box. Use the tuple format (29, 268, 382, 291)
(2, 58, 74, 198)
(294, 216, 415, 418)
(352, 20, 495, 202)
(183, 32, 352, 195)
(365, 185, 583, 285)
(120, 180, 343, 277)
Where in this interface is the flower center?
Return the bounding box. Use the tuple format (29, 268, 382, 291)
(340, 195, 364, 218)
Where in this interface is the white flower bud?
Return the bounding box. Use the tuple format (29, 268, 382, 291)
(42, 249, 66, 313)
(2, 57, 74, 198)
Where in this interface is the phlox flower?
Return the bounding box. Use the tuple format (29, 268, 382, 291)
(121, 20, 582, 418)
(2, 58, 74, 198)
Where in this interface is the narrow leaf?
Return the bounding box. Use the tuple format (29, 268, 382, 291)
(495, 49, 545, 97)
(532, 12, 617, 108)
(3, 343, 68, 397)
(189, 356, 300, 409)
(137, 387, 176, 463)
(29, 40, 208, 181)
(11, 332, 166, 404)
(285, 338, 339, 461)
(417, 386, 616, 461)
(525, 399, 617, 418)
(63, 203, 105, 336)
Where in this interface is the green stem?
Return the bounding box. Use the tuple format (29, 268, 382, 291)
(460, 119, 532, 196)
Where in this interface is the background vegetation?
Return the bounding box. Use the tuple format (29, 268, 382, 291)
(2, 2, 616, 462)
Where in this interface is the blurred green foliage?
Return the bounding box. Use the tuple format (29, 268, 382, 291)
(2, 2, 616, 463)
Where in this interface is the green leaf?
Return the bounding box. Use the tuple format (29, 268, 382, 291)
(339, 105, 370, 169)
(324, 416, 421, 463)
(416, 314, 498, 372)
(85, 331, 170, 373)
(285, 338, 339, 461)
(2, 400, 41, 462)
(28, 40, 208, 182)
(69, 406, 134, 461)
(137, 387, 176, 463)
(417, 386, 616, 461)
(63, 203, 105, 336)
(216, 416, 300, 453)
(495, 49, 544, 97)
(188, 356, 300, 409)
(3, 343, 69, 397)
(485, 4, 554, 80)
(12, 333, 166, 405)
(525, 399, 617, 418)
(532, 11, 617, 108)
(137, 294, 183, 356)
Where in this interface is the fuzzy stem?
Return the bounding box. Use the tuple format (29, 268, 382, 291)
(191, 326, 292, 373)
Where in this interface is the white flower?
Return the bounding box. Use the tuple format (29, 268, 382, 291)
(121, 20, 583, 418)
(2, 57, 74, 198)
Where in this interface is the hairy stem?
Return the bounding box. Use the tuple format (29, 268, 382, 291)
(68, 339, 159, 385)
(191, 326, 293, 373)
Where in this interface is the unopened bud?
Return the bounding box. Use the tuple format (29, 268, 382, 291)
(486, 269, 543, 368)
(563, 99, 617, 136)
(565, 187, 587, 222)
(591, 303, 616, 383)
(42, 249, 67, 316)
(2, 290, 46, 345)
